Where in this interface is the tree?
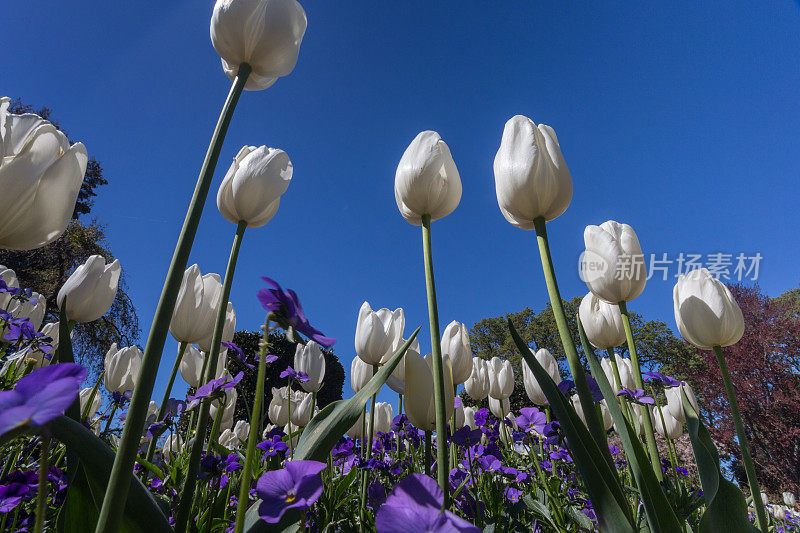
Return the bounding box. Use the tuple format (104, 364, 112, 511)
(228, 330, 345, 425)
(0, 99, 138, 378)
(465, 296, 693, 413)
(672, 284, 800, 494)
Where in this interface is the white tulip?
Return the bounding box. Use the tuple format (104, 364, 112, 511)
(197, 301, 236, 353)
(7, 291, 46, 331)
(673, 268, 745, 349)
(404, 349, 455, 431)
(350, 356, 375, 394)
(57, 255, 120, 323)
(218, 428, 238, 448)
(600, 355, 634, 393)
(268, 386, 290, 426)
(1, 322, 67, 374)
(179, 344, 205, 388)
(146, 401, 159, 421)
(355, 302, 400, 365)
(284, 424, 300, 447)
(79, 387, 101, 419)
(599, 401, 614, 431)
(441, 321, 473, 385)
(453, 400, 465, 429)
(170, 265, 222, 344)
(582, 221, 646, 304)
(773, 506, 786, 520)
(521, 348, 562, 405)
(0, 97, 88, 250)
(783, 492, 796, 508)
(162, 434, 184, 456)
(346, 410, 364, 439)
(762, 492, 769, 506)
(210, 0, 307, 91)
(104, 343, 143, 394)
(488, 357, 514, 400)
(233, 420, 250, 442)
(386, 336, 420, 395)
(294, 340, 325, 393)
(664, 383, 700, 424)
(579, 292, 626, 349)
(373, 402, 394, 434)
(291, 391, 314, 427)
(216, 145, 292, 227)
(0, 266, 19, 309)
(261, 424, 277, 439)
(463, 406, 476, 429)
(464, 358, 491, 401)
(394, 131, 461, 225)
(210, 388, 237, 433)
(653, 408, 683, 440)
(493, 115, 572, 229)
(488, 396, 510, 419)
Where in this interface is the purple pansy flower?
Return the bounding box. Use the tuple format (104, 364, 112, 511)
(261, 354, 279, 364)
(0, 483, 29, 513)
(504, 487, 523, 503)
(257, 436, 289, 459)
(450, 427, 482, 448)
(515, 407, 547, 434)
(0, 363, 86, 438)
(557, 379, 575, 396)
(643, 371, 682, 388)
(257, 277, 336, 348)
(375, 474, 481, 533)
(222, 341, 253, 369)
(617, 388, 655, 405)
(186, 372, 243, 409)
(585, 374, 604, 402)
(256, 461, 326, 523)
(280, 366, 309, 383)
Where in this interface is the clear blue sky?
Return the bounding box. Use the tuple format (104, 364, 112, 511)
(5, 1, 800, 406)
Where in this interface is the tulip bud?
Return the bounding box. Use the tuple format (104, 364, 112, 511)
(783, 492, 796, 508)
(350, 357, 375, 394)
(268, 386, 290, 426)
(599, 401, 614, 431)
(104, 343, 143, 394)
(233, 420, 250, 443)
(197, 301, 236, 353)
(488, 357, 514, 400)
(162, 434, 184, 456)
(294, 340, 325, 393)
(441, 321, 473, 385)
(79, 387, 101, 419)
(579, 292, 626, 349)
(0, 97, 88, 250)
(373, 402, 394, 434)
(394, 131, 461, 225)
(463, 406, 476, 429)
(453, 399, 465, 430)
(761, 492, 769, 506)
(664, 383, 700, 424)
(464, 357, 490, 401)
(170, 266, 222, 344)
(521, 348, 561, 405)
(582, 221, 646, 304)
(488, 396, 510, 419)
(653, 409, 683, 440)
(210, 0, 307, 91)
(219, 428, 238, 448)
(405, 349, 455, 431)
(179, 344, 205, 389)
(210, 389, 237, 433)
(386, 336, 420, 395)
(673, 268, 745, 349)
(216, 145, 292, 227)
(354, 302, 400, 365)
(291, 391, 314, 427)
(57, 255, 120, 323)
(346, 410, 364, 439)
(493, 115, 572, 229)
(774, 506, 786, 520)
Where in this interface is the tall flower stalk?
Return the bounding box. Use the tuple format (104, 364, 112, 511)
(94, 63, 251, 533)
(175, 220, 247, 533)
(145, 341, 188, 462)
(420, 214, 450, 506)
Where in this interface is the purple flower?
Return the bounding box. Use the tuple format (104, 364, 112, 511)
(376, 474, 481, 533)
(585, 374, 604, 402)
(257, 436, 289, 459)
(476, 455, 502, 473)
(255, 460, 326, 523)
(450, 427, 482, 448)
(0, 363, 86, 437)
(3, 316, 36, 343)
(617, 388, 655, 405)
(473, 408, 489, 427)
(222, 341, 253, 369)
(504, 487, 523, 503)
(257, 277, 336, 348)
(0, 482, 29, 513)
(557, 379, 575, 396)
(280, 366, 309, 383)
(643, 371, 682, 388)
(515, 407, 547, 434)
(186, 372, 243, 409)
(261, 354, 279, 364)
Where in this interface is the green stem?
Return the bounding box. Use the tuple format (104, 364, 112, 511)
(146, 341, 188, 462)
(360, 368, 379, 517)
(33, 435, 50, 533)
(607, 348, 634, 423)
(533, 217, 611, 465)
(175, 220, 248, 533)
(420, 214, 449, 507)
(287, 382, 294, 460)
(713, 345, 768, 532)
(424, 430, 432, 477)
(101, 403, 118, 439)
(618, 300, 662, 480)
(233, 321, 270, 533)
(94, 63, 251, 533)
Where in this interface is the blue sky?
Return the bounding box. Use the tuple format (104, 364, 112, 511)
(5, 1, 800, 406)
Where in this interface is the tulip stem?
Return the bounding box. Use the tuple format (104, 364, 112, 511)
(175, 220, 248, 533)
(712, 345, 768, 531)
(359, 368, 379, 519)
(145, 341, 188, 463)
(606, 348, 634, 423)
(420, 214, 450, 507)
(232, 320, 270, 533)
(94, 64, 251, 533)
(33, 434, 50, 533)
(424, 430, 432, 477)
(618, 300, 662, 481)
(532, 218, 611, 465)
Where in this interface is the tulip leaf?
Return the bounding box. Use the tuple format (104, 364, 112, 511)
(49, 415, 172, 533)
(577, 316, 683, 533)
(508, 319, 636, 532)
(681, 391, 758, 533)
(243, 327, 421, 532)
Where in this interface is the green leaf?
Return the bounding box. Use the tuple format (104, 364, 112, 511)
(243, 328, 421, 532)
(508, 319, 636, 533)
(577, 317, 683, 533)
(49, 415, 172, 533)
(681, 391, 758, 533)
